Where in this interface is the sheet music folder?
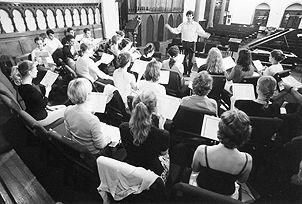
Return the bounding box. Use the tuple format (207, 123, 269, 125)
(200, 115, 220, 141)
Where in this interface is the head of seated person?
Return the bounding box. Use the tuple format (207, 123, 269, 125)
(67, 78, 92, 105)
(11, 60, 37, 86)
(256, 76, 276, 103)
(78, 43, 92, 57)
(141, 43, 155, 61)
(201, 47, 224, 75)
(46, 29, 55, 40)
(237, 49, 253, 72)
(144, 60, 161, 82)
(130, 91, 157, 146)
(65, 35, 75, 46)
(34, 36, 45, 51)
(167, 45, 180, 68)
(117, 52, 131, 69)
(192, 71, 213, 97)
(66, 27, 75, 37)
(83, 28, 91, 39)
(269, 49, 285, 65)
(218, 109, 251, 149)
(111, 35, 122, 46)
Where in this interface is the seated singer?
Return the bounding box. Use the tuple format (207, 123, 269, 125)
(165, 10, 210, 76)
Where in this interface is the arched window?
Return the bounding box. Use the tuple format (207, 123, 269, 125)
(95, 8, 101, 24)
(80, 8, 87, 25)
(46, 9, 56, 29)
(146, 15, 154, 43)
(88, 8, 94, 25)
(280, 3, 302, 28)
(253, 3, 270, 26)
(65, 9, 73, 27)
(25, 9, 36, 31)
(56, 9, 64, 28)
(167, 15, 174, 40)
(73, 9, 80, 26)
(36, 9, 46, 30)
(157, 15, 164, 41)
(13, 9, 26, 32)
(0, 9, 14, 33)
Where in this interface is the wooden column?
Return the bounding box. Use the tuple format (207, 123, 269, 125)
(207, 0, 215, 28)
(21, 11, 29, 31)
(43, 10, 49, 29)
(53, 10, 58, 28)
(218, 0, 227, 24)
(8, 13, 17, 32)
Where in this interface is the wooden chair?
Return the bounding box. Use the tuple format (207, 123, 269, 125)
(208, 75, 227, 115)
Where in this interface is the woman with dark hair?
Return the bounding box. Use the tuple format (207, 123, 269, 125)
(263, 49, 285, 76)
(226, 49, 254, 82)
(140, 43, 155, 62)
(235, 76, 280, 117)
(162, 45, 184, 76)
(191, 109, 252, 198)
(113, 52, 137, 103)
(10, 60, 65, 126)
(119, 91, 170, 180)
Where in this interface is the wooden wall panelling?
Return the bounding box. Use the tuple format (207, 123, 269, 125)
(0, 2, 104, 58)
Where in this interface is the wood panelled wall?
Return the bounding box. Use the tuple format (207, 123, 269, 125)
(0, 2, 104, 58)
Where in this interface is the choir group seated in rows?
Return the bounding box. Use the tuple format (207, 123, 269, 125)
(2, 26, 302, 202)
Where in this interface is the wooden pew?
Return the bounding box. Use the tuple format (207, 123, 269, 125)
(0, 149, 55, 203)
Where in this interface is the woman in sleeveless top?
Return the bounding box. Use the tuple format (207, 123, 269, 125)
(191, 109, 253, 198)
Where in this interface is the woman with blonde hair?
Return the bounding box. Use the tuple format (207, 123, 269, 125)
(64, 78, 111, 155)
(235, 76, 280, 117)
(10, 60, 65, 126)
(198, 47, 225, 75)
(119, 91, 169, 180)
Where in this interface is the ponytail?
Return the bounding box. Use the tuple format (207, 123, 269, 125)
(129, 101, 152, 146)
(10, 66, 22, 86)
(10, 60, 34, 86)
(129, 91, 157, 146)
(169, 58, 176, 68)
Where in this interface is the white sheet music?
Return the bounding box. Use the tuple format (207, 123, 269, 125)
(282, 76, 302, 88)
(195, 57, 207, 68)
(200, 115, 220, 141)
(158, 95, 181, 120)
(222, 56, 236, 70)
(96, 53, 114, 65)
(36, 51, 50, 58)
(232, 83, 256, 100)
(177, 54, 185, 64)
(158, 70, 170, 84)
(253, 60, 265, 71)
(131, 51, 142, 60)
(40, 70, 59, 87)
(88, 92, 107, 113)
(100, 122, 121, 147)
(130, 59, 149, 81)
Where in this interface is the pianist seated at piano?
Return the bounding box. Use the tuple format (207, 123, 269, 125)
(226, 49, 255, 83)
(75, 43, 113, 85)
(64, 78, 111, 156)
(235, 76, 281, 117)
(262, 49, 285, 77)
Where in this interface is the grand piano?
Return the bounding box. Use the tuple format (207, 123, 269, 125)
(248, 28, 302, 69)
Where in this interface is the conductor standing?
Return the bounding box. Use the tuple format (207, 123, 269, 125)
(165, 10, 210, 76)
